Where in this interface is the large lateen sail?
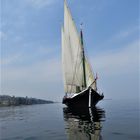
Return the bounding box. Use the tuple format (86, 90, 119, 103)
(62, 0, 96, 94)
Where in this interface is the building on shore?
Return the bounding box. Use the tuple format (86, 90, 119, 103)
(0, 95, 53, 106)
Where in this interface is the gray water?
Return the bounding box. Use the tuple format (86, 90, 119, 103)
(0, 99, 139, 140)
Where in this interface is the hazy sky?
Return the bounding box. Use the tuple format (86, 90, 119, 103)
(1, 0, 139, 101)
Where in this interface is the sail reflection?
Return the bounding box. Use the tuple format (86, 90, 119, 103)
(63, 107, 105, 140)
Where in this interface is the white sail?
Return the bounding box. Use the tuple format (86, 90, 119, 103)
(85, 58, 96, 90)
(62, 0, 96, 93)
(62, 27, 79, 93)
(62, 0, 84, 93)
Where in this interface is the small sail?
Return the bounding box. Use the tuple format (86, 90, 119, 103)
(85, 58, 96, 90)
(62, 0, 96, 93)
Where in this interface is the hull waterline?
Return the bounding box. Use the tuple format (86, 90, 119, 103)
(62, 88, 104, 108)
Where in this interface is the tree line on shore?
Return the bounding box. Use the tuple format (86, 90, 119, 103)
(0, 95, 54, 106)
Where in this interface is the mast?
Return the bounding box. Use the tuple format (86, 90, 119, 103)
(80, 28, 87, 88)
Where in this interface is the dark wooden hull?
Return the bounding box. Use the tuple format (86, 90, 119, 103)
(62, 88, 104, 108)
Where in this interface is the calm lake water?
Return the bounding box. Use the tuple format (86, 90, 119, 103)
(0, 99, 139, 140)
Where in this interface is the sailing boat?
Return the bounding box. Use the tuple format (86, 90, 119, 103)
(62, 0, 104, 108)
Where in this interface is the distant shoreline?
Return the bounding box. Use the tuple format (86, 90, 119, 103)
(0, 95, 54, 107)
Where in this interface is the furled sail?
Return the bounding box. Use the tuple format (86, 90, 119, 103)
(62, 0, 96, 93)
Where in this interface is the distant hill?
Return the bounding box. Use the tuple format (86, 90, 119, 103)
(0, 95, 54, 107)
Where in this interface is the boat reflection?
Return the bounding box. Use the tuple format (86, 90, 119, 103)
(63, 107, 105, 140)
